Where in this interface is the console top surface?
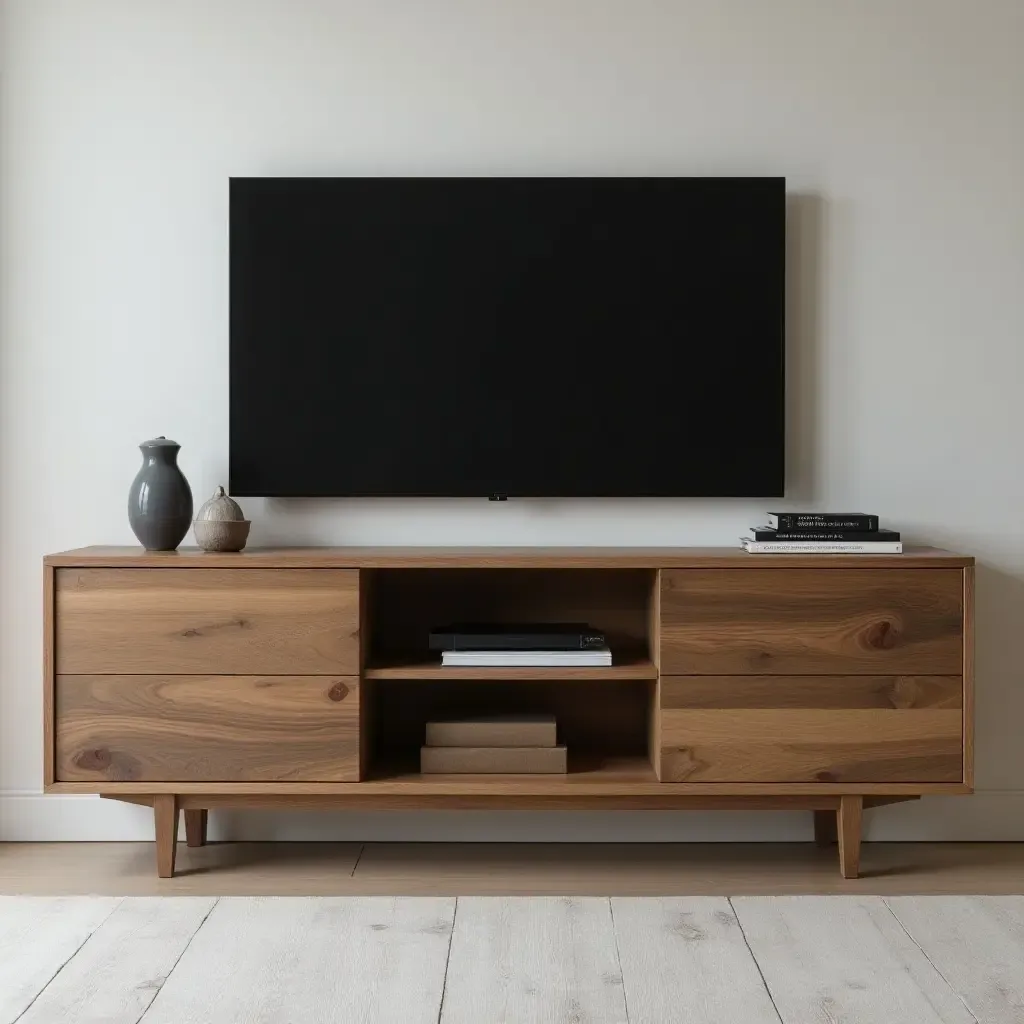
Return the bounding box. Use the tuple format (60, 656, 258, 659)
(45, 545, 973, 569)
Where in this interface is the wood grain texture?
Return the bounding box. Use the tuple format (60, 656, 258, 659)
(43, 562, 55, 787)
(661, 568, 964, 674)
(0, 896, 121, 1022)
(364, 657, 657, 680)
(14, 897, 215, 1024)
(420, 745, 568, 774)
(43, 549, 975, 836)
(153, 795, 178, 879)
(7, 895, 1024, 1020)
(732, 896, 977, 1023)
(45, 545, 974, 568)
(838, 796, 863, 878)
(660, 675, 963, 710)
(49, 771, 970, 798)
(184, 809, 208, 847)
(55, 567, 359, 675)
(660, 707, 963, 783)
(441, 897, 627, 1023)
(963, 565, 975, 788)
(358, 567, 373, 670)
(137, 897, 455, 1024)
(56, 675, 360, 782)
(611, 898, 781, 1023)
(887, 895, 1024, 1022)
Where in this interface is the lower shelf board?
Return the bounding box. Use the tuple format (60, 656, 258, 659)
(371, 754, 650, 786)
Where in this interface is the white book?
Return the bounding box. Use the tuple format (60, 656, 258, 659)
(442, 648, 613, 667)
(741, 537, 903, 554)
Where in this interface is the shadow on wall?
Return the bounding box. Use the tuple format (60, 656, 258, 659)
(973, 561, 1024, 790)
(785, 192, 824, 506)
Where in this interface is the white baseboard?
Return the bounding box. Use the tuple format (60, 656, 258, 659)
(4, 791, 1024, 842)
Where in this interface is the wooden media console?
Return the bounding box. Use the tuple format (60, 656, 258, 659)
(43, 546, 974, 878)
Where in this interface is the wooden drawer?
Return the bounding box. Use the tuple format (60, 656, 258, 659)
(56, 568, 359, 675)
(658, 676, 963, 783)
(55, 675, 360, 782)
(660, 568, 964, 675)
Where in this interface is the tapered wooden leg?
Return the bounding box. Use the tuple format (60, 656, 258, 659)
(184, 809, 208, 848)
(814, 810, 837, 846)
(837, 796, 863, 879)
(154, 795, 179, 878)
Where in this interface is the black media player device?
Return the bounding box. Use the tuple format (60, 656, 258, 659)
(428, 623, 607, 652)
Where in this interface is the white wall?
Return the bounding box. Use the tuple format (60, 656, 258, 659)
(2, 0, 1023, 841)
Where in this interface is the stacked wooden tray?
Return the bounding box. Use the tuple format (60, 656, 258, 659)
(421, 714, 567, 773)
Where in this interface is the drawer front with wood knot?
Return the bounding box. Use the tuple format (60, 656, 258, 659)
(657, 675, 964, 783)
(659, 568, 964, 675)
(55, 675, 360, 782)
(55, 568, 360, 675)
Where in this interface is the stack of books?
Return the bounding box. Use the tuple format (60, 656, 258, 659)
(741, 513, 902, 554)
(421, 714, 567, 774)
(430, 623, 613, 668)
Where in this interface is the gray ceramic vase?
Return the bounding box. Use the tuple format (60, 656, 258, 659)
(128, 437, 193, 551)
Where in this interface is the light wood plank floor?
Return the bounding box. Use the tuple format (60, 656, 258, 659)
(3, 841, 1024, 895)
(4, 894, 1024, 1023)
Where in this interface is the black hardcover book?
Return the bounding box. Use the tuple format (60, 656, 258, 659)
(751, 526, 899, 542)
(767, 513, 880, 531)
(428, 623, 607, 652)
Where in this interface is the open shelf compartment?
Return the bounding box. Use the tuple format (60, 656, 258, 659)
(359, 567, 661, 782)
(363, 567, 659, 675)
(362, 677, 658, 781)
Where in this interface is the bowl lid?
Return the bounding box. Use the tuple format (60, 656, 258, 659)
(195, 486, 246, 522)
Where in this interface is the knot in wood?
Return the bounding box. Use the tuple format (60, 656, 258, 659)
(75, 748, 112, 770)
(865, 619, 897, 649)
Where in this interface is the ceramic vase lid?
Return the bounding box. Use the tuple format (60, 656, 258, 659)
(195, 486, 246, 522)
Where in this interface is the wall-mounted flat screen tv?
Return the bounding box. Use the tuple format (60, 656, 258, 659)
(230, 176, 785, 497)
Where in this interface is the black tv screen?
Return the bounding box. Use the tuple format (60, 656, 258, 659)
(230, 177, 785, 497)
